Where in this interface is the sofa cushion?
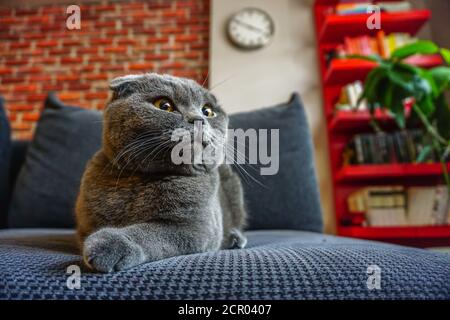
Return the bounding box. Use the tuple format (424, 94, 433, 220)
(0, 229, 448, 299)
(229, 93, 322, 231)
(8, 94, 102, 228)
(7, 93, 322, 232)
(0, 97, 11, 228)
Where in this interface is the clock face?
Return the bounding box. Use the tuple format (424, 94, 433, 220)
(227, 8, 275, 50)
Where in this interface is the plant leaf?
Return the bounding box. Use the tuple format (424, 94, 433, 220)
(391, 40, 439, 60)
(344, 54, 383, 63)
(409, 73, 436, 108)
(383, 82, 395, 109)
(430, 66, 450, 93)
(416, 96, 435, 117)
(361, 66, 388, 104)
(418, 69, 439, 98)
(440, 48, 450, 66)
(435, 94, 450, 140)
(416, 145, 432, 163)
(395, 62, 422, 75)
(386, 65, 415, 93)
(389, 89, 407, 129)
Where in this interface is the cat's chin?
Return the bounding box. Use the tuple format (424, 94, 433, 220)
(179, 162, 218, 175)
(192, 163, 210, 174)
(131, 161, 218, 176)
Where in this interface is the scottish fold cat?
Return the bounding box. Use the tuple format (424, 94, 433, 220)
(76, 73, 247, 272)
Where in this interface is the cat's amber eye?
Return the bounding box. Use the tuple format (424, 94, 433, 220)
(153, 98, 175, 112)
(202, 104, 216, 117)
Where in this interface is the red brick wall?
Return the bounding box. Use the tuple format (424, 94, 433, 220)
(0, 0, 210, 139)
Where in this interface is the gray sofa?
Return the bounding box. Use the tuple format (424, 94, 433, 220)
(0, 94, 449, 300)
(2, 228, 449, 299)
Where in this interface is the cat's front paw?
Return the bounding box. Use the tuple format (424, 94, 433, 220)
(83, 228, 146, 272)
(229, 228, 247, 249)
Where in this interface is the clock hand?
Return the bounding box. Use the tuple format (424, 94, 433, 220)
(233, 19, 270, 37)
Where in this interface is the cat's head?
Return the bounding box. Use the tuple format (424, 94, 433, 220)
(103, 73, 228, 175)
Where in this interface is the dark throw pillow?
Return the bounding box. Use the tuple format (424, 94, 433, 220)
(0, 97, 11, 228)
(229, 93, 323, 232)
(8, 93, 102, 228)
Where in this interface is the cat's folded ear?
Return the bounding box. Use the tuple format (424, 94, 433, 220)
(109, 74, 143, 99)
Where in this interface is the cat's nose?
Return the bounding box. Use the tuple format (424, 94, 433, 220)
(186, 114, 204, 124)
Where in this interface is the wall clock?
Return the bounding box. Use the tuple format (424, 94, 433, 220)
(227, 8, 275, 50)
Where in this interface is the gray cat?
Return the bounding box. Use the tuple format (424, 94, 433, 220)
(76, 73, 247, 272)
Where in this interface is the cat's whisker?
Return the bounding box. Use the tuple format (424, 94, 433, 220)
(145, 142, 174, 171)
(233, 161, 267, 188)
(128, 141, 169, 176)
(223, 143, 267, 188)
(112, 133, 171, 167)
(201, 70, 210, 88)
(223, 140, 261, 174)
(205, 134, 264, 186)
(111, 140, 161, 180)
(113, 141, 154, 168)
(112, 138, 166, 189)
(209, 74, 237, 92)
(144, 140, 174, 164)
(150, 140, 174, 161)
(129, 141, 170, 174)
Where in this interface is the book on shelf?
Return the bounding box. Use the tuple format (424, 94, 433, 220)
(348, 186, 406, 211)
(342, 130, 442, 166)
(335, 81, 368, 111)
(335, 2, 373, 15)
(334, 1, 412, 15)
(347, 185, 450, 227)
(408, 186, 450, 226)
(407, 187, 436, 226)
(367, 208, 408, 227)
(333, 31, 416, 59)
(376, 1, 413, 13)
(433, 186, 450, 225)
(347, 185, 408, 226)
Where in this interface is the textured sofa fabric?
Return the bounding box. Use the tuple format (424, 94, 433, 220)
(7, 93, 322, 232)
(0, 229, 448, 300)
(0, 98, 11, 228)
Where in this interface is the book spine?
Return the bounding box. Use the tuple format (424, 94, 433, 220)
(376, 31, 387, 58)
(360, 36, 372, 56)
(354, 135, 364, 165)
(405, 131, 417, 163)
(361, 134, 372, 164)
(377, 133, 389, 163)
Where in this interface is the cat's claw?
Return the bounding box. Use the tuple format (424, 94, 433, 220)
(229, 228, 247, 249)
(83, 228, 146, 272)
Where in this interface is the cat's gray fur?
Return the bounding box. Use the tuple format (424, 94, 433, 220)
(76, 73, 247, 272)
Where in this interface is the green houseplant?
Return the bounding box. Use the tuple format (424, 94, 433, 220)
(348, 41, 450, 193)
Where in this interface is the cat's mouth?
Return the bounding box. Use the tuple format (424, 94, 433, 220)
(192, 163, 207, 173)
(202, 140, 210, 148)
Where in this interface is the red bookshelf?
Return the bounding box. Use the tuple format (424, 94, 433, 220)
(339, 226, 450, 247)
(336, 163, 450, 182)
(341, 225, 450, 239)
(325, 55, 443, 85)
(319, 10, 430, 43)
(329, 109, 394, 132)
(313, 1, 450, 247)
